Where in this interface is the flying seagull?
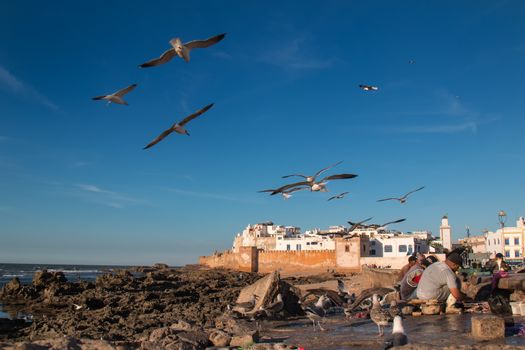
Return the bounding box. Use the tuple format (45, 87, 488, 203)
(139, 33, 226, 67)
(258, 186, 309, 200)
(377, 186, 425, 204)
(408, 59, 416, 64)
(92, 84, 137, 105)
(270, 173, 358, 195)
(143, 103, 213, 149)
(384, 316, 408, 349)
(282, 161, 343, 183)
(328, 192, 349, 201)
(368, 218, 407, 229)
(359, 84, 378, 91)
(347, 217, 374, 232)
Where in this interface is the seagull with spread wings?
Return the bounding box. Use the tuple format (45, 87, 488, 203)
(92, 84, 137, 105)
(139, 33, 226, 67)
(347, 217, 374, 232)
(258, 186, 309, 200)
(143, 103, 213, 149)
(270, 173, 358, 195)
(359, 84, 379, 91)
(282, 161, 342, 183)
(377, 186, 425, 204)
(327, 192, 349, 201)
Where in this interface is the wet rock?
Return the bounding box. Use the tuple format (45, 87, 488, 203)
(208, 329, 231, 347)
(154, 263, 169, 270)
(471, 315, 505, 340)
(32, 270, 67, 288)
(0, 318, 28, 335)
(170, 320, 194, 332)
(1, 278, 22, 297)
(230, 333, 258, 347)
(84, 297, 105, 310)
(176, 331, 209, 348)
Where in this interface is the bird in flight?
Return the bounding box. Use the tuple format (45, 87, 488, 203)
(258, 186, 309, 200)
(327, 192, 349, 201)
(143, 103, 213, 150)
(377, 186, 425, 204)
(282, 161, 343, 183)
(139, 33, 226, 67)
(92, 84, 137, 105)
(359, 84, 378, 91)
(347, 217, 374, 232)
(269, 173, 358, 195)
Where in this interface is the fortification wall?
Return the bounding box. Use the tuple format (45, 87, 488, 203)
(257, 250, 336, 274)
(198, 246, 257, 272)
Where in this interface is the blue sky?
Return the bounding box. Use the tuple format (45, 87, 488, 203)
(1, 1, 524, 265)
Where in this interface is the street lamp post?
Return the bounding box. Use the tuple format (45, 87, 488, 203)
(498, 210, 507, 257)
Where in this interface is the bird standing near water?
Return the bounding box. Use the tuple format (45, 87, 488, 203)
(370, 294, 392, 336)
(384, 316, 408, 349)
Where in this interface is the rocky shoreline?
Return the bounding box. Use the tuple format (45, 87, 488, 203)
(0, 265, 270, 349)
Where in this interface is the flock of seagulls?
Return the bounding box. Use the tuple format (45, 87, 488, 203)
(92, 32, 225, 149)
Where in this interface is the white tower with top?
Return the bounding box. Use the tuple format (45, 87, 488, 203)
(440, 215, 452, 251)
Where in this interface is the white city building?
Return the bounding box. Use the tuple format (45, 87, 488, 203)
(440, 215, 452, 251)
(485, 217, 525, 260)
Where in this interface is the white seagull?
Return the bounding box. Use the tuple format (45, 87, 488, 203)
(143, 103, 213, 149)
(282, 161, 343, 183)
(377, 186, 425, 204)
(139, 33, 226, 67)
(271, 173, 358, 195)
(92, 84, 137, 105)
(384, 316, 408, 349)
(258, 186, 309, 200)
(359, 84, 379, 91)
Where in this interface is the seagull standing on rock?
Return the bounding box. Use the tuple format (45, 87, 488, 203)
(143, 103, 214, 149)
(92, 84, 137, 105)
(370, 294, 392, 336)
(139, 33, 226, 67)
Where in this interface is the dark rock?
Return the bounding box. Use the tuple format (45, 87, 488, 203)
(208, 329, 231, 347)
(1, 278, 22, 297)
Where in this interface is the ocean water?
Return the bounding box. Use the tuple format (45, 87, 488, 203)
(0, 263, 132, 319)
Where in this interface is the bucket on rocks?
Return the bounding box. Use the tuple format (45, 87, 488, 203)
(510, 302, 522, 316)
(519, 302, 525, 316)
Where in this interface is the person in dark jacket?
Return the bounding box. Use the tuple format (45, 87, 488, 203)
(488, 253, 510, 292)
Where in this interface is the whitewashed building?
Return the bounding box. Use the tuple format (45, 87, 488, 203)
(485, 217, 525, 260)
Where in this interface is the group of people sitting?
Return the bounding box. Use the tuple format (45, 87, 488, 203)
(397, 250, 512, 311)
(396, 250, 468, 310)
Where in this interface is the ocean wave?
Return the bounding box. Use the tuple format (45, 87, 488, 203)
(1, 274, 26, 278)
(45, 269, 101, 274)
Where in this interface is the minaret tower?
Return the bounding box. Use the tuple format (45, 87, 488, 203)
(440, 215, 452, 250)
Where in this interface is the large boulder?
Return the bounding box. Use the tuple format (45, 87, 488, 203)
(32, 270, 67, 288)
(0, 277, 22, 297)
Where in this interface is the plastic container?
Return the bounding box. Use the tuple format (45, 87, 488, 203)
(510, 302, 522, 315)
(519, 302, 525, 316)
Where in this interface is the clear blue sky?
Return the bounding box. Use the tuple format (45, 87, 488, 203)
(1, 1, 524, 265)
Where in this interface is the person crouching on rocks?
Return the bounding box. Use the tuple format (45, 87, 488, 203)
(400, 255, 438, 300)
(416, 251, 468, 311)
(488, 253, 510, 293)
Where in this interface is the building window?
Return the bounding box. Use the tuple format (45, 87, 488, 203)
(515, 238, 520, 245)
(493, 239, 496, 245)
(505, 238, 509, 245)
(286, 244, 290, 251)
(515, 250, 520, 258)
(505, 250, 510, 258)
(345, 245, 350, 253)
(399, 245, 407, 253)
(306, 242, 310, 245)
(370, 249, 376, 255)
(371, 240, 376, 246)
(384, 245, 393, 253)
(408, 245, 413, 254)
(363, 245, 366, 252)
(296, 244, 301, 251)
(498, 239, 500, 244)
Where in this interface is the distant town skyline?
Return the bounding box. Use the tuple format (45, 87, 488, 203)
(1, 1, 524, 265)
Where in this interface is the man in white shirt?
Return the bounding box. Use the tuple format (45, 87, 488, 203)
(416, 251, 465, 304)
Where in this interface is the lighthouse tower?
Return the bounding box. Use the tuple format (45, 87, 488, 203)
(440, 215, 452, 251)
